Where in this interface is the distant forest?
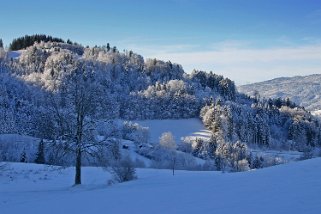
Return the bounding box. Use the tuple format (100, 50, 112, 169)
(9, 34, 72, 50)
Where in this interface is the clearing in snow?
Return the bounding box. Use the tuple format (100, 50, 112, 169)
(134, 118, 212, 143)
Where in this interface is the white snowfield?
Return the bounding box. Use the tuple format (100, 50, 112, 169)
(312, 110, 321, 117)
(1, 158, 321, 214)
(135, 118, 212, 143)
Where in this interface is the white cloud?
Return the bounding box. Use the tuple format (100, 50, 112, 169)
(132, 42, 321, 85)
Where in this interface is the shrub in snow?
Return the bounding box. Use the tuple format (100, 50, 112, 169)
(122, 121, 149, 144)
(133, 158, 146, 168)
(202, 159, 216, 171)
(299, 146, 314, 160)
(235, 159, 250, 172)
(175, 152, 199, 170)
(262, 156, 286, 167)
(250, 155, 264, 169)
(110, 157, 137, 183)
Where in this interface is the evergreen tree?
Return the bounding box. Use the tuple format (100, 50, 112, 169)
(9, 34, 65, 50)
(20, 150, 27, 163)
(0, 38, 3, 48)
(107, 43, 110, 52)
(35, 139, 46, 164)
(252, 156, 264, 169)
(207, 135, 217, 159)
(192, 138, 203, 157)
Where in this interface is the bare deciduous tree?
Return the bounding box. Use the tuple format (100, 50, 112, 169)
(48, 61, 111, 185)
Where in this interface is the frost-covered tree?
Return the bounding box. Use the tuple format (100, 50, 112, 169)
(48, 61, 114, 185)
(0, 47, 5, 59)
(159, 132, 177, 175)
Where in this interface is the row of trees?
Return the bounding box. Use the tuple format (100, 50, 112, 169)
(200, 97, 321, 151)
(9, 34, 66, 50)
(6, 41, 236, 120)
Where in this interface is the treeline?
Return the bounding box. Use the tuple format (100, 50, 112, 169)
(1, 40, 320, 155)
(200, 98, 321, 151)
(9, 34, 66, 50)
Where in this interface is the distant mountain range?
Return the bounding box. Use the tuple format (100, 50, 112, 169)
(239, 74, 321, 111)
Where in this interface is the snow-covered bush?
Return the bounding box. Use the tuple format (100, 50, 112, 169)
(235, 159, 250, 172)
(109, 156, 137, 183)
(122, 121, 149, 144)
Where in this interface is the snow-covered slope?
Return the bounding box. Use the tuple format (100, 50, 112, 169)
(7, 50, 23, 59)
(312, 110, 321, 117)
(239, 74, 321, 111)
(1, 159, 321, 214)
(135, 118, 212, 144)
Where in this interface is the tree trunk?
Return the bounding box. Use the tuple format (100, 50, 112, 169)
(74, 111, 83, 185)
(172, 157, 176, 176)
(75, 147, 82, 185)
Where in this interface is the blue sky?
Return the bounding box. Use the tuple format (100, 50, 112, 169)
(1, 0, 321, 84)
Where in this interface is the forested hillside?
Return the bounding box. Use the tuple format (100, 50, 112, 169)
(239, 75, 321, 111)
(0, 36, 320, 172)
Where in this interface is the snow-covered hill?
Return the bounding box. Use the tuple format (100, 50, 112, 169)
(1, 40, 320, 165)
(1, 159, 321, 214)
(239, 74, 321, 111)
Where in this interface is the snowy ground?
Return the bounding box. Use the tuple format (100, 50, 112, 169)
(135, 118, 212, 144)
(1, 159, 321, 214)
(120, 140, 152, 166)
(7, 50, 22, 59)
(312, 109, 321, 117)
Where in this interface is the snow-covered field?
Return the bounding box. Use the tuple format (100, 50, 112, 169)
(1, 158, 321, 214)
(312, 109, 321, 117)
(135, 118, 212, 143)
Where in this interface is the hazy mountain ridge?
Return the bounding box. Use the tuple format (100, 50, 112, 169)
(239, 74, 321, 111)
